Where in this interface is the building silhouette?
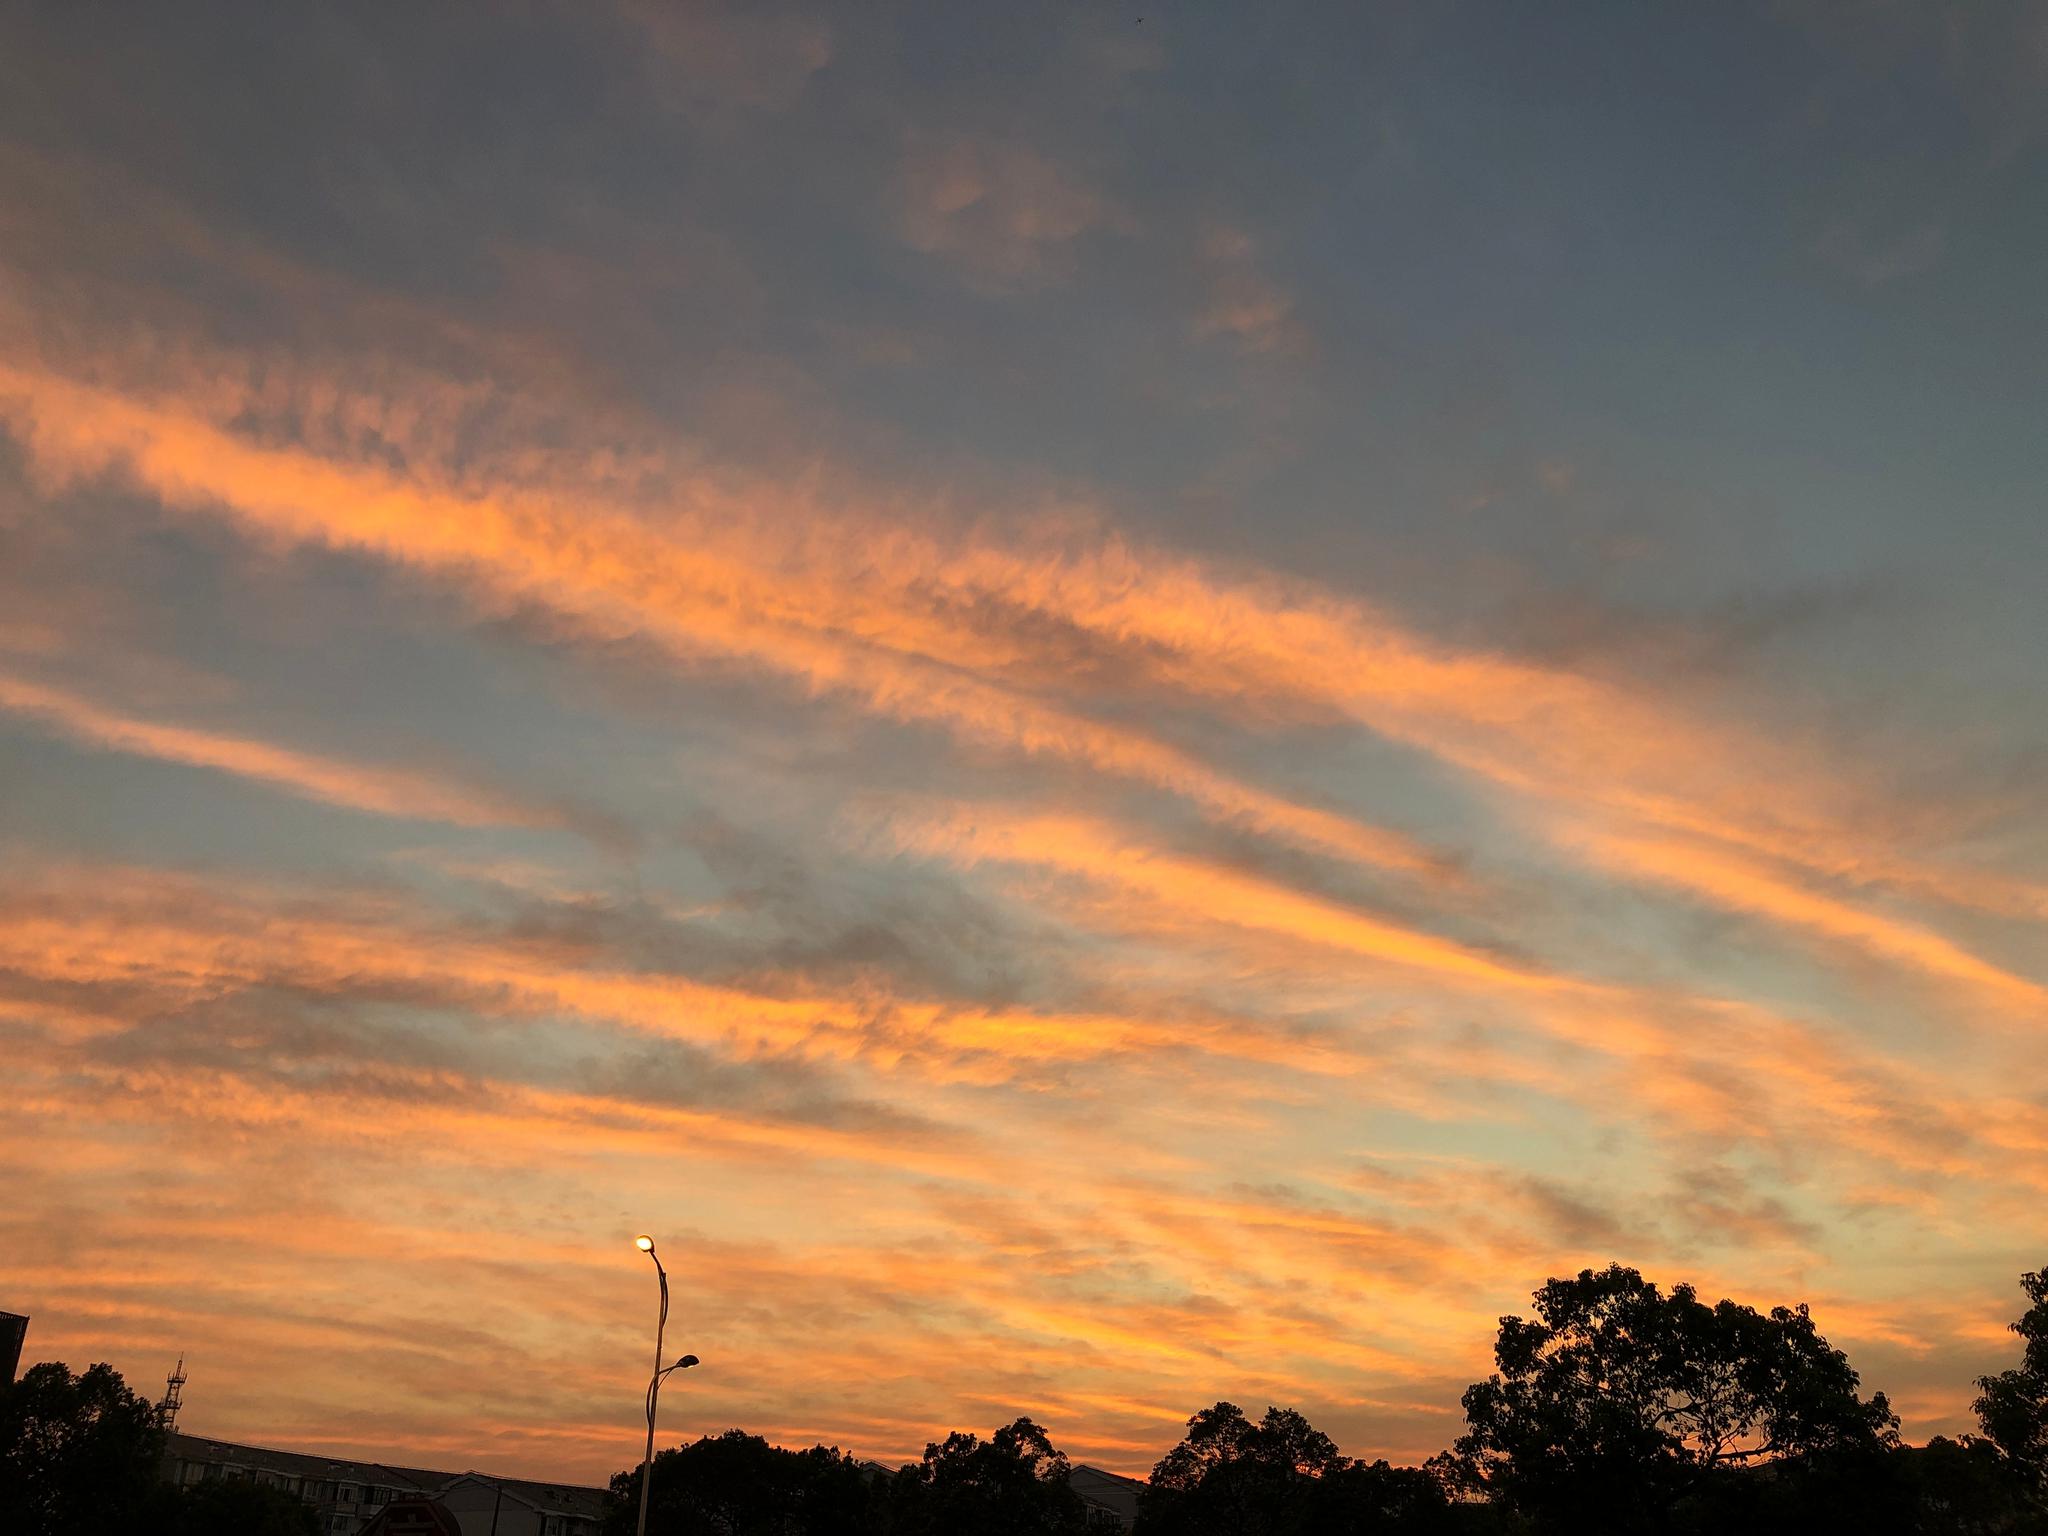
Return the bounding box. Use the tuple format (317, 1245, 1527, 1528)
(163, 1432, 604, 1536)
(0, 1311, 26, 1384)
(1071, 1463, 1145, 1528)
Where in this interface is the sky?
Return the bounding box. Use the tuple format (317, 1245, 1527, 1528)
(1, 0, 2045, 1486)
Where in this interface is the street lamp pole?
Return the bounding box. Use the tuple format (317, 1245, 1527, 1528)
(632, 1236, 697, 1536)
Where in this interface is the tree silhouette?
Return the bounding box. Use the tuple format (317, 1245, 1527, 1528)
(1307, 1458, 1456, 1535)
(1974, 1264, 2048, 1505)
(883, 1416, 1087, 1535)
(0, 1361, 170, 1536)
(1140, 1401, 1450, 1534)
(1449, 1265, 1897, 1532)
(1902, 1436, 2045, 1535)
(167, 1477, 320, 1536)
(602, 1429, 873, 1535)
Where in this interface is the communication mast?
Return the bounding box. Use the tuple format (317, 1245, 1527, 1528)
(161, 1356, 186, 1430)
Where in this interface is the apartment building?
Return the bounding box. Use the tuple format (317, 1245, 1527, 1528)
(162, 1432, 605, 1536)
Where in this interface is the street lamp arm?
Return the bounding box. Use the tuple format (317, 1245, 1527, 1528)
(654, 1354, 699, 1381)
(634, 1238, 670, 1536)
(633, 1240, 701, 1536)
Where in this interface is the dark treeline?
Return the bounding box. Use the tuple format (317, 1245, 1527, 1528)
(604, 1263, 2048, 1536)
(4, 1263, 2043, 1535)
(0, 1361, 316, 1536)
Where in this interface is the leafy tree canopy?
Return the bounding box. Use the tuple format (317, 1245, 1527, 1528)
(884, 1416, 1087, 1535)
(1141, 1402, 1449, 1535)
(1975, 1264, 2048, 1502)
(167, 1477, 320, 1536)
(1450, 1264, 1897, 1532)
(1899, 1436, 2046, 1535)
(0, 1360, 170, 1536)
(603, 1428, 873, 1536)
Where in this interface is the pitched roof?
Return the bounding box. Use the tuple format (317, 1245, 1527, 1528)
(166, 1432, 447, 1492)
(1071, 1463, 1146, 1522)
(165, 1431, 605, 1513)
(441, 1473, 607, 1520)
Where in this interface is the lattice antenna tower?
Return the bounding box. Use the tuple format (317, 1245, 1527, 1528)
(161, 1355, 186, 1430)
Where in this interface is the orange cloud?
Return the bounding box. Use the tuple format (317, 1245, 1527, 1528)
(0, 361, 1448, 885)
(1573, 826, 2048, 1013)
(896, 140, 1120, 289)
(0, 671, 562, 829)
(882, 805, 1553, 994)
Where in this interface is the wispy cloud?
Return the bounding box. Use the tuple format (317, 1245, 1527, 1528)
(616, 0, 832, 113)
(896, 138, 1122, 290)
(0, 671, 566, 830)
(1193, 226, 1303, 355)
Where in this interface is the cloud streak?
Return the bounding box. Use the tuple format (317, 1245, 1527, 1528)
(0, 671, 565, 830)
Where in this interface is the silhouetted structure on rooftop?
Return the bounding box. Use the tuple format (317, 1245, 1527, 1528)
(161, 1354, 187, 1430)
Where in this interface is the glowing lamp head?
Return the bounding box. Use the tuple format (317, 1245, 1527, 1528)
(633, 1234, 655, 1252)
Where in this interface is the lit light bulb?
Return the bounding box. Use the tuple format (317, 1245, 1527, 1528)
(634, 1234, 655, 1251)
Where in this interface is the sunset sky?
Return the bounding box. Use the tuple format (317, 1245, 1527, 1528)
(2, 0, 2045, 1485)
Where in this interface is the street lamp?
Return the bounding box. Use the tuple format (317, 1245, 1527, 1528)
(632, 1236, 698, 1536)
